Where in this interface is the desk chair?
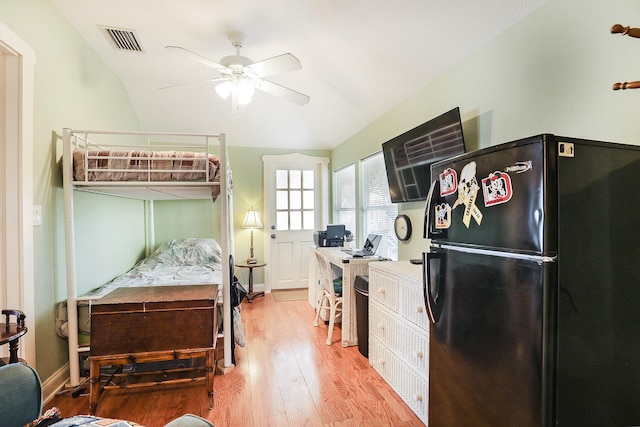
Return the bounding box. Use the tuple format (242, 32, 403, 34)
(313, 251, 343, 345)
(0, 362, 42, 427)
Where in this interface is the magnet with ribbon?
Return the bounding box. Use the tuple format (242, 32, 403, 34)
(452, 161, 483, 228)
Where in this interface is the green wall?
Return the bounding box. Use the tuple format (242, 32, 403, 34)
(332, 0, 640, 260)
(0, 0, 144, 380)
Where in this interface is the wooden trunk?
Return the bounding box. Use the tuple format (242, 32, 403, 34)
(88, 284, 219, 414)
(90, 284, 218, 356)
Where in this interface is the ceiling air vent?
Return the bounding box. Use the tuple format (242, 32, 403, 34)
(99, 25, 145, 53)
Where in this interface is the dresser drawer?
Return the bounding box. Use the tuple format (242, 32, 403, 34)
(369, 265, 399, 312)
(399, 280, 430, 331)
(369, 302, 398, 347)
(370, 335, 428, 425)
(371, 302, 428, 374)
(369, 335, 398, 386)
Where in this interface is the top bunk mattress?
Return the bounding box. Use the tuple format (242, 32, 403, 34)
(72, 149, 222, 200)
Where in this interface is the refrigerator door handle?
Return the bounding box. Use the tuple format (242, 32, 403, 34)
(423, 179, 439, 238)
(423, 250, 444, 324)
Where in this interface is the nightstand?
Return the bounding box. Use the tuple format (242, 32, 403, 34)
(235, 261, 267, 302)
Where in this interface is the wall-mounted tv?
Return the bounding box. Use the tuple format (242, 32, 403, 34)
(382, 107, 466, 203)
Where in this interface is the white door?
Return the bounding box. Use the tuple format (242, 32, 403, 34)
(263, 154, 329, 291)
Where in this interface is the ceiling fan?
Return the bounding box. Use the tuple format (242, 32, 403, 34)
(164, 31, 310, 112)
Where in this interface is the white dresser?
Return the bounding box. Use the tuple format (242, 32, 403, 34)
(369, 261, 429, 425)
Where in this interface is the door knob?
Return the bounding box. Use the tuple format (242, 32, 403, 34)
(270, 225, 276, 230)
(271, 234, 276, 239)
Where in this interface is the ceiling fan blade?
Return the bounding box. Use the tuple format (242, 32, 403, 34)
(165, 45, 230, 74)
(158, 77, 226, 90)
(256, 79, 310, 106)
(248, 53, 302, 78)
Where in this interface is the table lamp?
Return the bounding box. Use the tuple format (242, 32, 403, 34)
(242, 209, 263, 264)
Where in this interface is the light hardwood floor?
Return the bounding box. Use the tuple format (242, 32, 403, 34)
(45, 293, 425, 426)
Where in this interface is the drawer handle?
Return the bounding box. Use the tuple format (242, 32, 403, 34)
(417, 306, 423, 313)
(379, 359, 385, 366)
(416, 351, 424, 359)
(378, 323, 385, 330)
(416, 394, 423, 402)
(379, 287, 386, 295)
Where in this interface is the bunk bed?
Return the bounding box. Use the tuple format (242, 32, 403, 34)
(61, 129, 235, 398)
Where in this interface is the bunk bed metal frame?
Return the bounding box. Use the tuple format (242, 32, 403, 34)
(62, 128, 234, 387)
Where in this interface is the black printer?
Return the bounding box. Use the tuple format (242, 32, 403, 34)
(314, 224, 351, 247)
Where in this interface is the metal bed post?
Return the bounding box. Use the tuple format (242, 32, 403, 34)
(219, 134, 233, 368)
(62, 128, 81, 386)
(145, 200, 155, 256)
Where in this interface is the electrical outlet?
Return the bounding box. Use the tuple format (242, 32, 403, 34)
(33, 205, 42, 226)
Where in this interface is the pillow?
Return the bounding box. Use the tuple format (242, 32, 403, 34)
(140, 238, 222, 269)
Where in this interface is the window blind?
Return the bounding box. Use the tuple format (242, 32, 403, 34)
(360, 152, 398, 260)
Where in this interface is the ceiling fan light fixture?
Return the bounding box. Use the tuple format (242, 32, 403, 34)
(215, 81, 232, 100)
(237, 78, 255, 104)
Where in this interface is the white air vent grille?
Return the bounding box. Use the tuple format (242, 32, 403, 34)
(99, 26, 144, 52)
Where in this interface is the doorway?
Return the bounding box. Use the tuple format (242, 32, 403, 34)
(0, 22, 36, 365)
(262, 153, 329, 292)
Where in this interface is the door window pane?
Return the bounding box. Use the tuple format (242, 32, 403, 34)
(303, 170, 314, 189)
(276, 190, 289, 210)
(290, 190, 302, 210)
(303, 190, 314, 209)
(276, 211, 289, 230)
(290, 170, 301, 189)
(290, 211, 302, 230)
(276, 169, 289, 189)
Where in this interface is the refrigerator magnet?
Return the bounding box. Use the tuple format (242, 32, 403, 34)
(482, 171, 513, 207)
(452, 161, 483, 227)
(435, 203, 452, 229)
(439, 168, 458, 196)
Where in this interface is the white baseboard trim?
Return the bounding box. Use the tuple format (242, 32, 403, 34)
(41, 362, 71, 405)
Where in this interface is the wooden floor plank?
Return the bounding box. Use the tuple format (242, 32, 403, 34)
(45, 293, 425, 426)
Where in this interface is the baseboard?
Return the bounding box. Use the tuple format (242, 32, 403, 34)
(41, 362, 71, 405)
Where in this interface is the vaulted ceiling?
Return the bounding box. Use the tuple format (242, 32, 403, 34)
(52, 0, 549, 150)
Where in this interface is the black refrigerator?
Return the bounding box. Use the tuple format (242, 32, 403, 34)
(422, 134, 640, 427)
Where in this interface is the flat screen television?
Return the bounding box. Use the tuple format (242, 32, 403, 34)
(382, 107, 466, 203)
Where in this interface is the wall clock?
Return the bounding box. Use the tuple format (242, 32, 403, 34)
(394, 214, 412, 241)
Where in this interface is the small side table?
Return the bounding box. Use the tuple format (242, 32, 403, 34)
(235, 261, 267, 303)
(1, 309, 27, 365)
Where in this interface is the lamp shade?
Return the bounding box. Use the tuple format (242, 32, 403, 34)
(242, 210, 263, 229)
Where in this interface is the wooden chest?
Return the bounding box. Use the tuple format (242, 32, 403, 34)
(90, 284, 219, 357)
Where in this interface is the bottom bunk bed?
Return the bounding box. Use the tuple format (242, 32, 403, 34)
(56, 238, 246, 394)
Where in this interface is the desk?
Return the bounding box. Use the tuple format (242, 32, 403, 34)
(313, 247, 380, 347)
(1, 310, 27, 364)
(235, 261, 266, 302)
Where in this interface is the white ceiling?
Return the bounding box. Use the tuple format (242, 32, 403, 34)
(52, 0, 549, 150)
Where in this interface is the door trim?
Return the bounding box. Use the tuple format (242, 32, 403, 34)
(262, 153, 329, 292)
(0, 22, 36, 366)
